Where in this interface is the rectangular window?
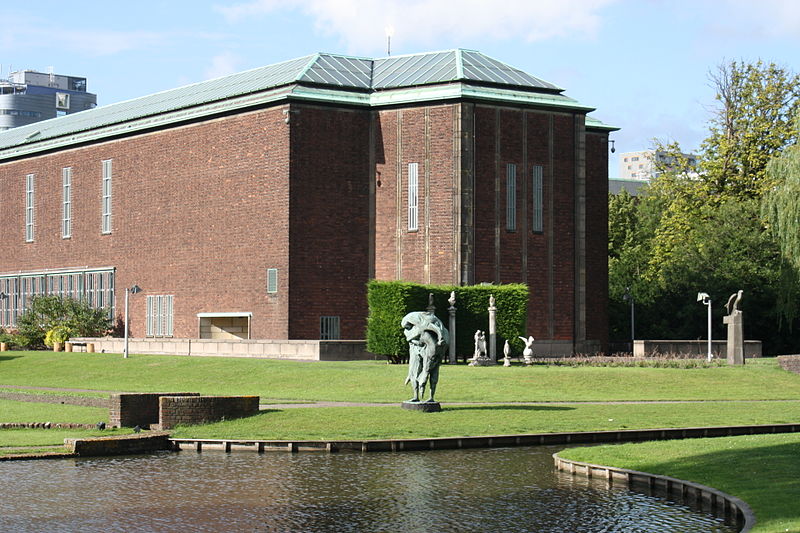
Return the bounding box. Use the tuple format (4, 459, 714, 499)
(267, 268, 278, 294)
(25, 174, 34, 242)
(62, 167, 72, 238)
(320, 316, 340, 340)
(506, 163, 517, 231)
(146, 295, 174, 337)
(532, 165, 544, 233)
(0, 268, 114, 328)
(101, 159, 112, 234)
(408, 162, 418, 231)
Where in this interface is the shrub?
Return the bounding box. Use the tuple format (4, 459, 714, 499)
(16, 296, 111, 348)
(366, 280, 528, 363)
(44, 325, 72, 348)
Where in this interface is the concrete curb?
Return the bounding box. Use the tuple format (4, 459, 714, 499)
(553, 453, 755, 532)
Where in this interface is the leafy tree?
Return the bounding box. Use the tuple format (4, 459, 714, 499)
(16, 296, 112, 348)
(701, 60, 800, 199)
(763, 116, 800, 271)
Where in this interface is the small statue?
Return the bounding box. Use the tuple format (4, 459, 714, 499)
(519, 335, 535, 365)
(448, 291, 456, 308)
(489, 294, 496, 309)
(725, 290, 743, 316)
(402, 311, 449, 403)
(474, 330, 486, 358)
(503, 340, 511, 367)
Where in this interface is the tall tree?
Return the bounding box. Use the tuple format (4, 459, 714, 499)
(701, 60, 800, 199)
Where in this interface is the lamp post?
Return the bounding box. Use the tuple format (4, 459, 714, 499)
(123, 285, 142, 359)
(697, 292, 712, 362)
(623, 286, 635, 350)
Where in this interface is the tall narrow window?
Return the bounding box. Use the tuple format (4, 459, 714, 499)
(25, 174, 35, 242)
(267, 268, 278, 294)
(532, 165, 544, 233)
(146, 295, 174, 337)
(407, 162, 418, 231)
(62, 167, 72, 238)
(101, 159, 112, 234)
(506, 163, 517, 231)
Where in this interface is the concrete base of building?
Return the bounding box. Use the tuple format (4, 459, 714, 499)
(70, 337, 379, 361)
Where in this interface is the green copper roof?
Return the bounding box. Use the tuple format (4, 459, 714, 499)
(0, 49, 615, 160)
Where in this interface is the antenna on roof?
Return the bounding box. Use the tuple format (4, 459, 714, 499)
(385, 26, 394, 56)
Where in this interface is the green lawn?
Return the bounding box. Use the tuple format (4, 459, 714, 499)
(0, 398, 107, 424)
(559, 433, 800, 533)
(1, 351, 799, 402)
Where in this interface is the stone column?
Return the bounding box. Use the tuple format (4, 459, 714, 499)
(724, 311, 745, 365)
(448, 291, 457, 364)
(488, 294, 497, 364)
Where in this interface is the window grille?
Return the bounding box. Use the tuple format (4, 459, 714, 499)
(320, 316, 340, 340)
(101, 159, 112, 234)
(408, 162, 418, 231)
(267, 268, 278, 294)
(146, 295, 174, 337)
(25, 174, 34, 242)
(506, 164, 517, 231)
(532, 165, 544, 233)
(0, 269, 115, 328)
(62, 168, 72, 238)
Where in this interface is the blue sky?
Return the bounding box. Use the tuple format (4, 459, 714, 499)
(3, 0, 799, 177)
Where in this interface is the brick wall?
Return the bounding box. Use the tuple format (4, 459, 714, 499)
(0, 107, 291, 339)
(778, 355, 800, 374)
(159, 395, 260, 430)
(585, 130, 610, 349)
(109, 392, 200, 428)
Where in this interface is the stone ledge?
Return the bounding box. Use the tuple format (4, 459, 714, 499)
(553, 453, 755, 532)
(777, 355, 800, 374)
(65, 432, 172, 456)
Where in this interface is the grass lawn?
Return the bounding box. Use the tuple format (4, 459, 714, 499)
(0, 427, 133, 456)
(172, 400, 800, 440)
(0, 399, 108, 424)
(558, 433, 800, 533)
(1, 351, 799, 402)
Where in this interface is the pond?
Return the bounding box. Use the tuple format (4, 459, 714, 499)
(1, 446, 737, 532)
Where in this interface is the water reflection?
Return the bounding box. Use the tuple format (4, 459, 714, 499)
(1, 446, 736, 532)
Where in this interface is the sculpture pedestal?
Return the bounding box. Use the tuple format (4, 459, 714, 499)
(401, 400, 442, 413)
(723, 312, 744, 365)
(468, 355, 492, 366)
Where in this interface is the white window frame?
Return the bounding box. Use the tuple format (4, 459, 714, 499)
(62, 167, 72, 238)
(532, 165, 544, 233)
(267, 268, 278, 294)
(407, 162, 418, 231)
(101, 159, 112, 234)
(320, 316, 340, 340)
(25, 174, 35, 242)
(506, 163, 517, 231)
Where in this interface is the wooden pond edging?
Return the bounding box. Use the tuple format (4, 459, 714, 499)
(168, 422, 800, 454)
(553, 453, 755, 532)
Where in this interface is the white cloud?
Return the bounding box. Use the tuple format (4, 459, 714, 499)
(215, 0, 618, 53)
(705, 0, 800, 41)
(204, 52, 244, 79)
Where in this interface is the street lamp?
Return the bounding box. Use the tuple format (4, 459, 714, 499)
(123, 285, 142, 359)
(623, 286, 635, 350)
(697, 292, 712, 362)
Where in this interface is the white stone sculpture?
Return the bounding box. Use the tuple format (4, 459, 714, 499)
(519, 335, 535, 365)
(503, 340, 511, 367)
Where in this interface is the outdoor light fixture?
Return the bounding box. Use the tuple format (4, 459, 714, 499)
(123, 285, 142, 359)
(697, 292, 712, 361)
(608, 139, 616, 153)
(0, 291, 7, 300)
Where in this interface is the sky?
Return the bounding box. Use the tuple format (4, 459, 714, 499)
(2, 0, 800, 177)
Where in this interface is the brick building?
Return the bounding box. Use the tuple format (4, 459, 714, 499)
(0, 50, 615, 354)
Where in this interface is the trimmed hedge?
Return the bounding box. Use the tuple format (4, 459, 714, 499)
(366, 280, 528, 363)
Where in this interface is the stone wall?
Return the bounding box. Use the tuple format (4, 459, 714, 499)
(109, 392, 200, 428)
(633, 340, 762, 358)
(159, 395, 260, 430)
(778, 355, 800, 374)
(65, 432, 172, 456)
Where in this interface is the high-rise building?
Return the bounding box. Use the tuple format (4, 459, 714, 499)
(0, 69, 96, 131)
(619, 149, 697, 181)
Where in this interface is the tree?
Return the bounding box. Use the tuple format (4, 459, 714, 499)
(763, 116, 800, 271)
(701, 60, 800, 199)
(16, 296, 112, 348)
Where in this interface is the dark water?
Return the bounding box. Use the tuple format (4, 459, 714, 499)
(1, 446, 736, 532)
